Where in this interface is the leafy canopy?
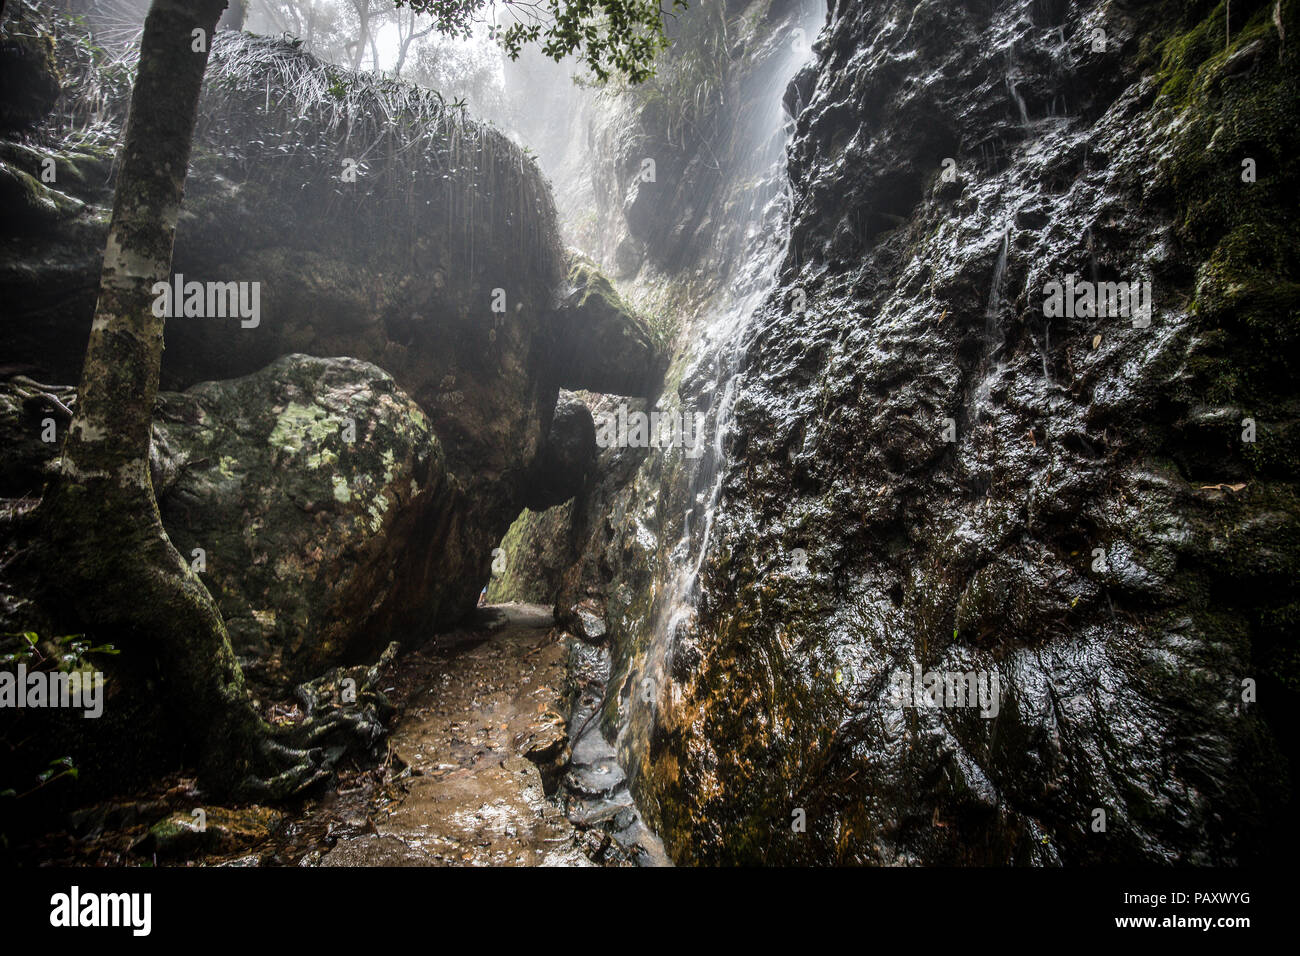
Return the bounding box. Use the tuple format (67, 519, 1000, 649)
(396, 0, 686, 82)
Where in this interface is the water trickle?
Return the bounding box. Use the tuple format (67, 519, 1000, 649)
(987, 225, 1011, 332)
(972, 224, 1012, 421)
(1006, 71, 1030, 127)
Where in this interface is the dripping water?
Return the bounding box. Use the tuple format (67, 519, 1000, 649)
(972, 223, 1011, 422)
(1008, 77, 1030, 127)
(1006, 61, 1030, 128)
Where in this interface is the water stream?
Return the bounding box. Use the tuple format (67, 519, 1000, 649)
(972, 223, 1012, 422)
(618, 23, 820, 780)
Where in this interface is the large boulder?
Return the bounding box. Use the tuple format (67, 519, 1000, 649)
(523, 393, 597, 511)
(152, 354, 464, 684)
(1, 355, 467, 686)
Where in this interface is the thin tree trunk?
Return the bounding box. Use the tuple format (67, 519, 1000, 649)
(305, 0, 318, 50)
(393, 10, 433, 78)
(37, 0, 317, 799)
(350, 0, 369, 71)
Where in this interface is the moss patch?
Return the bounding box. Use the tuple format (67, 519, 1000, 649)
(1155, 0, 1300, 405)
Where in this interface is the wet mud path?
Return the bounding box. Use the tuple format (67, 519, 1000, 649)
(17, 604, 666, 867)
(285, 602, 667, 867)
(318, 603, 594, 866)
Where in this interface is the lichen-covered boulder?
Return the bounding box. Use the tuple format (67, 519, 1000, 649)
(151, 354, 460, 684)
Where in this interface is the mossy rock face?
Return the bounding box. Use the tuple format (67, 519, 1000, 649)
(1149, 0, 1300, 708)
(0, 141, 111, 202)
(485, 501, 577, 605)
(1152, 0, 1300, 409)
(0, 29, 60, 131)
(152, 354, 461, 685)
(552, 256, 665, 397)
(552, 0, 1298, 867)
(0, 161, 81, 229)
(485, 393, 601, 606)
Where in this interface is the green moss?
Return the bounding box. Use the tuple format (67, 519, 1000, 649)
(1154, 0, 1300, 405)
(485, 504, 572, 604)
(1155, 2, 1252, 106)
(569, 259, 623, 311)
(1148, 4, 1300, 718)
(268, 402, 336, 455)
(1242, 420, 1300, 477)
(0, 161, 81, 224)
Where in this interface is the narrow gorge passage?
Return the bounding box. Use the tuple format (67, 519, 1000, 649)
(0, 0, 1295, 928)
(313, 603, 663, 867)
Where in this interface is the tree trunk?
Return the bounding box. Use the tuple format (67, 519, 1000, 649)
(350, 0, 370, 71)
(393, 10, 433, 79)
(305, 0, 318, 50)
(36, 0, 317, 799)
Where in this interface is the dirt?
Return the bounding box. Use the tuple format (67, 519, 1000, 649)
(12, 604, 643, 867)
(315, 603, 599, 866)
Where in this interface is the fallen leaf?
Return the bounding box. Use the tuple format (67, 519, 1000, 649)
(1092, 334, 1102, 349)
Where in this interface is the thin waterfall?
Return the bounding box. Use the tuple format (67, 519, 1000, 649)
(624, 22, 820, 747)
(1007, 74, 1031, 127)
(973, 224, 1011, 421)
